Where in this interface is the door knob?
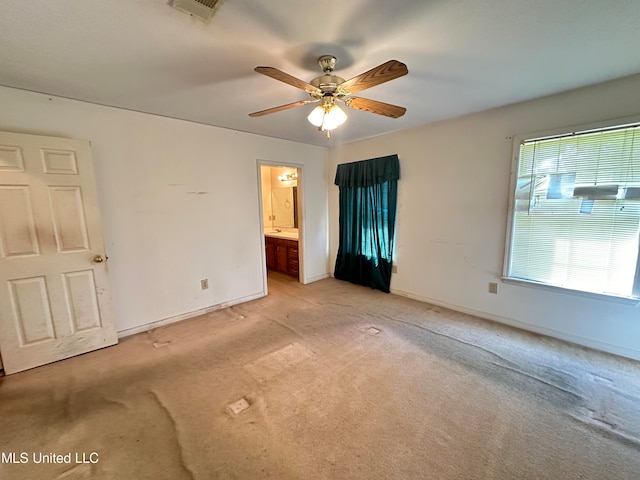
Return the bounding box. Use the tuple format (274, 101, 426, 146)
(93, 255, 105, 263)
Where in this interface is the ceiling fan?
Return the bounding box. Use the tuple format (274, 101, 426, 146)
(249, 55, 408, 138)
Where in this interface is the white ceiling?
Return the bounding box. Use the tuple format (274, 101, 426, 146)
(2, 0, 640, 147)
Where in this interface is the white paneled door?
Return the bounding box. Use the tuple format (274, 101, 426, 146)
(0, 131, 117, 374)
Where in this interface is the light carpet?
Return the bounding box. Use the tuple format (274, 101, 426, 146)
(1, 272, 639, 479)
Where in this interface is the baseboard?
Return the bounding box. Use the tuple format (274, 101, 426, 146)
(390, 287, 640, 362)
(116, 291, 266, 339)
(303, 272, 330, 284)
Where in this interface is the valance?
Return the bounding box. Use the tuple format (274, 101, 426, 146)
(334, 154, 400, 188)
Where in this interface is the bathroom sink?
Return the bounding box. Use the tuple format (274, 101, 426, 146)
(264, 230, 298, 240)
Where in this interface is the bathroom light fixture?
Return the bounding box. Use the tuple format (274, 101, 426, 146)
(307, 96, 347, 138)
(278, 171, 298, 182)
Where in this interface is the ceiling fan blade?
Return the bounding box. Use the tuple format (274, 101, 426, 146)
(343, 97, 406, 118)
(254, 66, 319, 94)
(249, 100, 318, 117)
(340, 60, 408, 94)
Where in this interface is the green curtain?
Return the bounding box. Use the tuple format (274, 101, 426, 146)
(334, 155, 399, 293)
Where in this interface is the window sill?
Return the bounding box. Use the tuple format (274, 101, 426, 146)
(500, 277, 640, 305)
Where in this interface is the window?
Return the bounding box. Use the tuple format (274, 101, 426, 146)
(334, 155, 399, 293)
(504, 121, 640, 299)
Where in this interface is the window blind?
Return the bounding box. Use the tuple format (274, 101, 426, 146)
(507, 123, 640, 298)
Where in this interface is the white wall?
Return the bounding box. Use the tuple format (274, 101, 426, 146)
(329, 74, 640, 361)
(0, 86, 329, 335)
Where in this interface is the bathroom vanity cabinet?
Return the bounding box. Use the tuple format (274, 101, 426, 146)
(265, 236, 299, 279)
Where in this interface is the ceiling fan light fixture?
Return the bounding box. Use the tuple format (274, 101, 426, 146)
(307, 105, 326, 127)
(322, 104, 347, 131)
(307, 104, 347, 131)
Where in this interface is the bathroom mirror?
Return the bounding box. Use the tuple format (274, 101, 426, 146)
(271, 186, 298, 228)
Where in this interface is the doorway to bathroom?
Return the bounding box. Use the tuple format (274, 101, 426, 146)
(259, 163, 303, 290)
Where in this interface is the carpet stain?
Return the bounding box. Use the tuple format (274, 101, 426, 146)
(244, 342, 314, 383)
(571, 410, 640, 449)
(490, 362, 582, 400)
(386, 306, 640, 452)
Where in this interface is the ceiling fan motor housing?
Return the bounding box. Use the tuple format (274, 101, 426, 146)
(310, 75, 345, 96)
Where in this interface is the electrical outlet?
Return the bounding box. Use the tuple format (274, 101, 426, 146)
(489, 282, 498, 294)
(201, 279, 209, 290)
(392, 265, 398, 274)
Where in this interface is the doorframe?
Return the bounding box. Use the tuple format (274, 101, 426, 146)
(257, 160, 306, 295)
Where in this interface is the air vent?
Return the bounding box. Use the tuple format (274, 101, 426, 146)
(170, 0, 220, 22)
